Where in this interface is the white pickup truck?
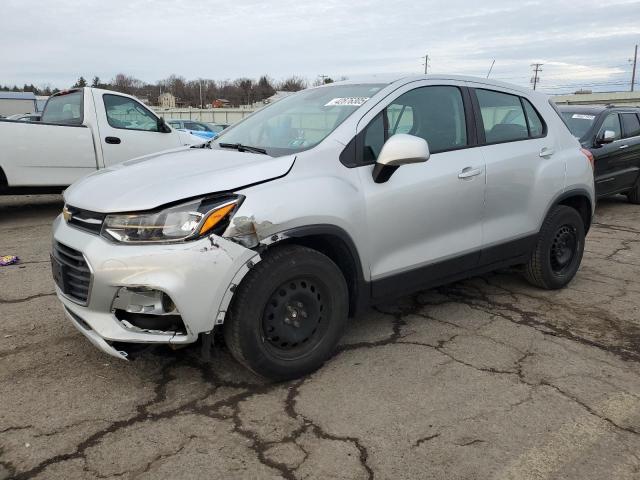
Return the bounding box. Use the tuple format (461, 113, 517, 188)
(0, 87, 206, 194)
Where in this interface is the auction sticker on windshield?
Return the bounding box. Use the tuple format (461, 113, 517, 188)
(572, 114, 596, 120)
(324, 97, 370, 106)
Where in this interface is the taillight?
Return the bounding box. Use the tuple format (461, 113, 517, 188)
(580, 148, 595, 171)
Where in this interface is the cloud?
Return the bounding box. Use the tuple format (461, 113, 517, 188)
(1, 0, 638, 93)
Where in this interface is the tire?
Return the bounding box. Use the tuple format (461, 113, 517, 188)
(524, 205, 585, 290)
(627, 182, 640, 204)
(223, 245, 348, 381)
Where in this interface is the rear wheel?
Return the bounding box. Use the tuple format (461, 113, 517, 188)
(627, 182, 640, 204)
(224, 245, 348, 381)
(524, 205, 585, 290)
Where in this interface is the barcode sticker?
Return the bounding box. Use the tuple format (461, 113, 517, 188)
(572, 114, 595, 120)
(324, 97, 370, 106)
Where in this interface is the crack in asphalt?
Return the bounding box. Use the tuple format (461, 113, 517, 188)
(4, 217, 640, 478)
(0, 292, 56, 304)
(455, 439, 486, 446)
(414, 433, 440, 447)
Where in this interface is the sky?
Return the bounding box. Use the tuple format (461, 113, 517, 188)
(1, 0, 639, 94)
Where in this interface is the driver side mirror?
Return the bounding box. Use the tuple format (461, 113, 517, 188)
(597, 130, 616, 145)
(372, 134, 430, 183)
(157, 116, 171, 133)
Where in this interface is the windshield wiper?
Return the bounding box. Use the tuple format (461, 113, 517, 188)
(219, 143, 268, 155)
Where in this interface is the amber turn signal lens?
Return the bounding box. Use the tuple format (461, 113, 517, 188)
(199, 203, 236, 235)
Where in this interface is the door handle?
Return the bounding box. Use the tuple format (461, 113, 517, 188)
(539, 147, 555, 157)
(105, 136, 121, 144)
(458, 167, 482, 179)
(618, 144, 629, 150)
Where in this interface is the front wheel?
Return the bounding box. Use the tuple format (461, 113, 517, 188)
(224, 245, 348, 381)
(524, 205, 585, 290)
(627, 182, 640, 204)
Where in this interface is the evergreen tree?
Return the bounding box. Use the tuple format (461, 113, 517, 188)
(73, 76, 87, 88)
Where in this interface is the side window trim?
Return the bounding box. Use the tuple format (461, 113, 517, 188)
(103, 94, 161, 132)
(519, 97, 532, 137)
(469, 88, 548, 146)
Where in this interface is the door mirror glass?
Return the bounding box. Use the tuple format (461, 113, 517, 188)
(372, 134, 430, 183)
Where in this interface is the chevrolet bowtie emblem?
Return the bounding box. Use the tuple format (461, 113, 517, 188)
(62, 206, 72, 222)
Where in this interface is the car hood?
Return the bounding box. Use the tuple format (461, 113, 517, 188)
(64, 148, 295, 213)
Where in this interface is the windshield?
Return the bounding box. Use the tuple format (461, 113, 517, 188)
(560, 111, 597, 140)
(215, 83, 386, 156)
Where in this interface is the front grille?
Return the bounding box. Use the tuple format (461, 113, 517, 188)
(52, 242, 92, 304)
(65, 205, 105, 235)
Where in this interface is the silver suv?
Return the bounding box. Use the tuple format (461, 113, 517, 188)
(52, 75, 595, 380)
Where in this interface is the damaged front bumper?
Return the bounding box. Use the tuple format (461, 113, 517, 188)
(51, 215, 259, 359)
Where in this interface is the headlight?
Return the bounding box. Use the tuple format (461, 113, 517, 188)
(101, 195, 242, 243)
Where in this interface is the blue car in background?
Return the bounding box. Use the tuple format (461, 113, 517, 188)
(167, 120, 229, 139)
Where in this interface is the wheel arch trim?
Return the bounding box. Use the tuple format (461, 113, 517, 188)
(544, 187, 595, 233)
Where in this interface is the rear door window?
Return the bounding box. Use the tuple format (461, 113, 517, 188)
(621, 113, 640, 138)
(476, 89, 528, 143)
(41, 90, 83, 125)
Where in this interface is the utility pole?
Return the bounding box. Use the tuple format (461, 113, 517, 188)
(423, 54, 430, 74)
(199, 80, 203, 109)
(318, 74, 328, 83)
(631, 44, 638, 92)
(530, 63, 543, 90)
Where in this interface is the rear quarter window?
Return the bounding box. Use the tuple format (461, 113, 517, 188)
(41, 90, 83, 125)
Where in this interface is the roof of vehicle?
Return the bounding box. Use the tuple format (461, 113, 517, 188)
(0, 91, 37, 100)
(324, 74, 538, 96)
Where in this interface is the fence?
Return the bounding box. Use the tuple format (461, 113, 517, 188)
(153, 107, 257, 125)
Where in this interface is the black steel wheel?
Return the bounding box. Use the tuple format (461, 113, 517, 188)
(224, 245, 348, 381)
(524, 205, 585, 290)
(262, 278, 329, 359)
(550, 224, 578, 276)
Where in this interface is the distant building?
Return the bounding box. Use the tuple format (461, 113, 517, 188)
(213, 99, 231, 108)
(0, 91, 38, 116)
(553, 91, 640, 107)
(158, 92, 176, 108)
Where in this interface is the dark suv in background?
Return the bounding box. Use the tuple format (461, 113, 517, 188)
(558, 105, 640, 202)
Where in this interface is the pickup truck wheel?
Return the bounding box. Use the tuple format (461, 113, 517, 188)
(224, 245, 348, 381)
(627, 182, 640, 204)
(524, 205, 585, 290)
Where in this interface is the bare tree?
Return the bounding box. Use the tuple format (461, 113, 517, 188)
(111, 73, 143, 95)
(279, 76, 307, 92)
